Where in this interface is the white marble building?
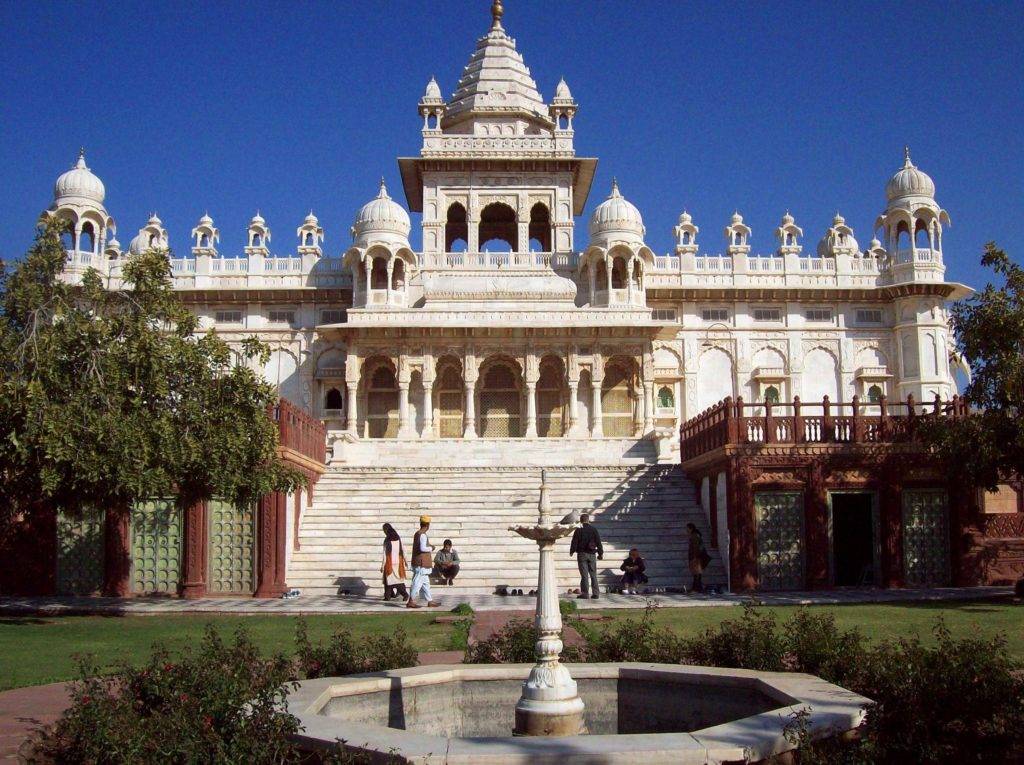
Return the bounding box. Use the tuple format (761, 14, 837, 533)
(46, 2, 966, 473)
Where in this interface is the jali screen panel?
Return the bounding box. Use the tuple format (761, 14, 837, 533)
(902, 489, 950, 586)
(56, 509, 104, 595)
(131, 500, 182, 594)
(755, 491, 805, 590)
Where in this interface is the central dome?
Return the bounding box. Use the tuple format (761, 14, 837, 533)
(54, 150, 105, 204)
(589, 179, 644, 239)
(886, 148, 935, 201)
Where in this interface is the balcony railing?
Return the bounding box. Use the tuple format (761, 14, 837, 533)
(680, 393, 968, 462)
(273, 398, 326, 465)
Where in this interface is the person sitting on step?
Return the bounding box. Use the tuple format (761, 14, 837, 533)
(432, 539, 461, 585)
(619, 548, 648, 595)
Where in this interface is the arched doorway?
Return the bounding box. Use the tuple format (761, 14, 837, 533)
(577, 369, 593, 436)
(445, 202, 468, 251)
(602, 359, 638, 437)
(537, 356, 567, 437)
(364, 360, 399, 438)
(435, 358, 464, 438)
(478, 360, 523, 437)
(528, 202, 551, 251)
(479, 202, 518, 251)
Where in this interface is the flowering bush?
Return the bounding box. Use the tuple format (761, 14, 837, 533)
(294, 619, 419, 679)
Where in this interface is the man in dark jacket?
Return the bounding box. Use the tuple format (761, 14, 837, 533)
(619, 548, 648, 595)
(569, 513, 603, 599)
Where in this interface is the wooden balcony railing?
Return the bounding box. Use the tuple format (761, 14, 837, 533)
(680, 393, 968, 462)
(273, 398, 327, 465)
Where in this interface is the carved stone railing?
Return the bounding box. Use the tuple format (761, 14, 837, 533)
(273, 398, 326, 465)
(680, 393, 968, 462)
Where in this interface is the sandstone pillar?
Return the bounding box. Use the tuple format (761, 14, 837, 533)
(590, 379, 603, 437)
(567, 381, 578, 437)
(643, 381, 655, 433)
(804, 461, 830, 589)
(254, 491, 288, 598)
(422, 378, 434, 438)
(398, 382, 411, 437)
(464, 383, 477, 438)
(346, 382, 358, 433)
(102, 505, 132, 597)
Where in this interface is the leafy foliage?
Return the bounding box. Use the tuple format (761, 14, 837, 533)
(919, 243, 1024, 489)
(464, 618, 584, 664)
(0, 221, 303, 533)
(294, 619, 419, 678)
(31, 627, 300, 764)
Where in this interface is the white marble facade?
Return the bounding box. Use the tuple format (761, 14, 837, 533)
(46, 2, 967, 467)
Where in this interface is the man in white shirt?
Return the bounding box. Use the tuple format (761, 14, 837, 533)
(407, 515, 439, 608)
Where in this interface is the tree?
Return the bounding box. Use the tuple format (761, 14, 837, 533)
(0, 220, 304, 594)
(919, 243, 1023, 490)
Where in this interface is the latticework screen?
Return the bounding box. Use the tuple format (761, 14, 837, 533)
(131, 500, 182, 595)
(208, 500, 255, 594)
(601, 365, 636, 437)
(480, 364, 522, 437)
(537, 364, 565, 437)
(437, 366, 464, 438)
(755, 491, 805, 590)
(902, 490, 950, 586)
(367, 365, 399, 438)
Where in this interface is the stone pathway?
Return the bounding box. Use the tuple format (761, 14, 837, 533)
(0, 681, 70, 761)
(0, 586, 1012, 616)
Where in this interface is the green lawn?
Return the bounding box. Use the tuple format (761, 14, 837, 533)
(0, 613, 453, 692)
(589, 597, 1024, 658)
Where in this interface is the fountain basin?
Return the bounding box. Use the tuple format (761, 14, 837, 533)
(287, 663, 870, 763)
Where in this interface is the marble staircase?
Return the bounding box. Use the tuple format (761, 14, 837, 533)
(288, 466, 726, 596)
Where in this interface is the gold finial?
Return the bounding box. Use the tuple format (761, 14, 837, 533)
(491, 0, 503, 29)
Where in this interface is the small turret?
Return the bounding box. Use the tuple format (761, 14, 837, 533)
(191, 212, 219, 256)
(775, 211, 802, 255)
(297, 211, 324, 256)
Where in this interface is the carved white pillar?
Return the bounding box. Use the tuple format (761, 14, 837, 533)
(643, 381, 655, 434)
(588, 265, 596, 305)
(385, 256, 395, 306)
(464, 382, 477, 438)
(422, 377, 434, 438)
(605, 254, 612, 292)
(398, 382, 411, 437)
(567, 380, 578, 437)
(346, 382, 358, 433)
(590, 378, 603, 437)
(525, 382, 538, 438)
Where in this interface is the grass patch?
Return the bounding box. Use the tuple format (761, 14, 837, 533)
(594, 597, 1024, 659)
(0, 612, 451, 691)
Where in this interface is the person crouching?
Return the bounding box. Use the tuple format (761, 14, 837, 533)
(619, 548, 648, 595)
(433, 539, 461, 585)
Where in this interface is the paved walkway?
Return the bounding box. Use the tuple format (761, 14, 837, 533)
(0, 586, 1012, 616)
(0, 682, 70, 761)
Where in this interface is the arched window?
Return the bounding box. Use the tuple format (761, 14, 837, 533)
(785, 233, 794, 245)
(595, 259, 608, 290)
(478, 202, 518, 252)
(366, 364, 399, 438)
(252, 234, 262, 247)
(528, 202, 551, 251)
(479, 362, 522, 437)
(537, 358, 566, 437)
(896, 221, 911, 250)
(436, 361, 465, 438)
(392, 259, 405, 290)
(602, 361, 637, 437)
(370, 256, 388, 290)
(867, 384, 882, 404)
(445, 202, 468, 251)
(61, 227, 75, 252)
(324, 387, 344, 411)
(914, 220, 930, 249)
(764, 385, 781, 405)
(80, 222, 96, 253)
(682, 231, 691, 245)
(657, 386, 674, 409)
(632, 259, 642, 287)
(306, 232, 314, 246)
(200, 234, 210, 247)
(611, 257, 628, 289)
(733, 232, 742, 245)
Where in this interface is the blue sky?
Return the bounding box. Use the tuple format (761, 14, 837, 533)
(2, 0, 1021, 290)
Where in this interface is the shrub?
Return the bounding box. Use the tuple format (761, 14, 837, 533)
(558, 598, 578, 617)
(294, 620, 418, 678)
(31, 626, 299, 764)
(782, 609, 866, 687)
(682, 604, 786, 671)
(464, 618, 585, 664)
(854, 621, 1024, 763)
(450, 602, 474, 616)
(584, 604, 688, 663)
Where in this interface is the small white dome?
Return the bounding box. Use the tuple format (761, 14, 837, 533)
(554, 78, 572, 100)
(423, 77, 442, 100)
(352, 180, 411, 240)
(589, 179, 644, 238)
(198, 212, 214, 226)
(886, 148, 935, 201)
(730, 211, 744, 225)
(250, 212, 266, 226)
(54, 150, 105, 204)
(107, 236, 121, 251)
(780, 211, 795, 226)
(147, 213, 162, 226)
(128, 233, 149, 256)
(303, 210, 319, 225)
(678, 210, 693, 225)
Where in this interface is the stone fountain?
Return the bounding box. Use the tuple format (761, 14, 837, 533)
(508, 469, 586, 736)
(285, 470, 872, 763)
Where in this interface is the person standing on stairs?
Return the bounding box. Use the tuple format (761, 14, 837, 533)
(408, 515, 440, 608)
(570, 513, 603, 599)
(380, 523, 409, 602)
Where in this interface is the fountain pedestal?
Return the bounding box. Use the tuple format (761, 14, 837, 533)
(510, 471, 587, 737)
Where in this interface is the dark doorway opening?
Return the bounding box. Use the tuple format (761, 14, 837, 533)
(831, 493, 876, 586)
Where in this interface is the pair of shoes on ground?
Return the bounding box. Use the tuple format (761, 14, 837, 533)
(576, 593, 600, 600)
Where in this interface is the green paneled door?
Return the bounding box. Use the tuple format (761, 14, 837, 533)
(56, 509, 104, 595)
(902, 489, 950, 586)
(755, 491, 805, 590)
(207, 500, 255, 594)
(131, 500, 182, 594)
